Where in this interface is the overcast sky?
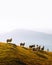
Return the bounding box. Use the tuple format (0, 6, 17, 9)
(0, 0, 52, 34)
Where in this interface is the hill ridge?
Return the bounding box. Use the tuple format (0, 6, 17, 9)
(0, 29, 52, 51)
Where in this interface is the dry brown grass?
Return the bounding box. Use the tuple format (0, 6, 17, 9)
(0, 42, 52, 65)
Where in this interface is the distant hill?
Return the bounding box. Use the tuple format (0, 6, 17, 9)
(0, 29, 52, 51)
(0, 42, 52, 65)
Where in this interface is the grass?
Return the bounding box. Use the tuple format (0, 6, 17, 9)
(0, 42, 52, 65)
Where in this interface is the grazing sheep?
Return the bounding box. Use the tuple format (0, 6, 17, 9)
(33, 45, 41, 51)
(20, 42, 25, 47)
(29, 45, 35, 48)
(6, 38, 12, 43)
(41, 46, 44, 51)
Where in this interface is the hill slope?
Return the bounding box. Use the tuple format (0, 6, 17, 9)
(0, 42, 52, 65)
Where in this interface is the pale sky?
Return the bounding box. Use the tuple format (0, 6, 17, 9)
(0, 0, 52, 34)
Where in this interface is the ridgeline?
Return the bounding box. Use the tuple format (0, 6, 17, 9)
(0, 42, 52, 65)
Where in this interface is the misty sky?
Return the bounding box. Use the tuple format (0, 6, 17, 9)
(0, 0, 52, 34)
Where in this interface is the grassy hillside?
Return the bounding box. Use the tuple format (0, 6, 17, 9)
(0, 42, 52, 65)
